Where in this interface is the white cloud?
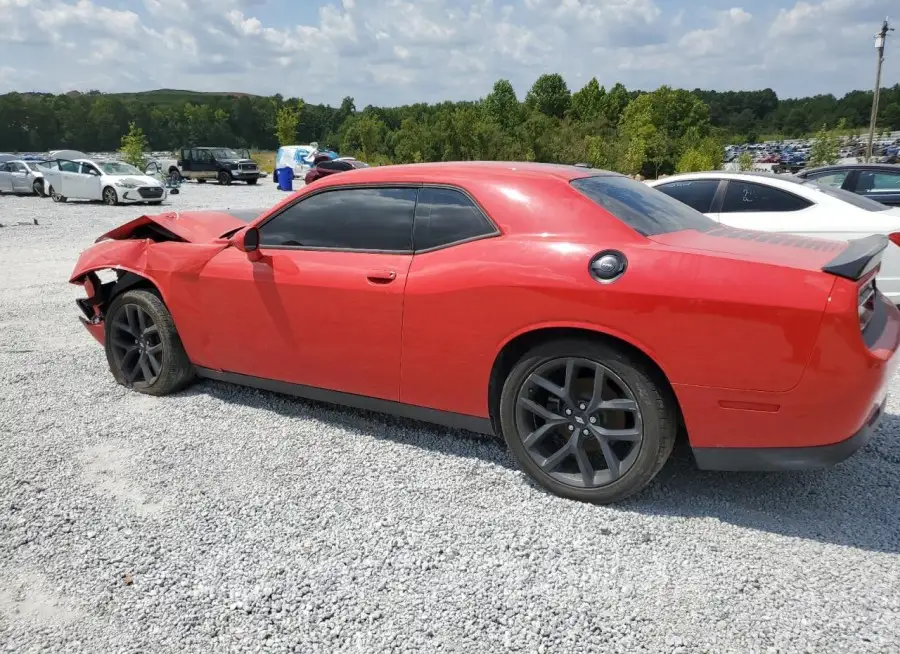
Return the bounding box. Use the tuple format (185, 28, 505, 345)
(0, 0, 897, 104)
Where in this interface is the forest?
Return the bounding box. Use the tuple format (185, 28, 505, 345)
(1, 76, 899, 178)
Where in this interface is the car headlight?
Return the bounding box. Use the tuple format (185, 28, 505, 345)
(114, 180, 139, 189)
(229, 163, 238, 169)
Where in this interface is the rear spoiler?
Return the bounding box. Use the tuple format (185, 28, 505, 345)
(822, 234, 889, 281)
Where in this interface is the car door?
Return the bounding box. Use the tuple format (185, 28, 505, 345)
(712, 179, 817, 232)
(79, 162, 104, 200)
(191, 185, 418, 401)
(0, 163, 12, 192)
(55, 159, 82, 198)
(7, 162, 30, 192)
(855, 170, 900, 206)
(193, 149, 215, 177)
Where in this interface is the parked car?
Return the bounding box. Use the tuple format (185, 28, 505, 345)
(0, 159, 55, 196)
(42, 158, 167, 205)
(69, 162, 899, 504)
(646, 171, 900, 303)
(304, 157, 369, 184)
(175, 147, 260, 185)
(796, 163, 900, 207)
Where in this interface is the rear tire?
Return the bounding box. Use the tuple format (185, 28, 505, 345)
(104, 290, 194, 396)
(168, 168, 182, 182)
(499, 338, 678, 504)
(197, 178, 206, 184)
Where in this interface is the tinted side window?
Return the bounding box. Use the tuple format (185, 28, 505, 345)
(856, 171, 900, 193)
(317, 161, 339, 171)
(259, 187, 417, 251)
(414, 187, 495, 251)
(570, 175, 717, 236)
(806, 171, 849, 188)
(58, 160, 79, 172)
(654, 179, 720, 213)
(721, 181, 811, 213)
(0, 163, 8, 172)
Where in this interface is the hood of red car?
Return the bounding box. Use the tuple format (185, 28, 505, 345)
(97, 208, 269, 244)
(649, 225, 847, 272)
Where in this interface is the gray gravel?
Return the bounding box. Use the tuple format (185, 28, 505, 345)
(1, 181, 899, 654)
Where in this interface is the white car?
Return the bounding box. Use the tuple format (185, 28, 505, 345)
(646, 171, 900, 302)
(42, 158, 167, 206)
(0, 159, 56, 196)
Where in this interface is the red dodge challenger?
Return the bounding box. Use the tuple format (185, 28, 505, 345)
(69, 162, 900, 503)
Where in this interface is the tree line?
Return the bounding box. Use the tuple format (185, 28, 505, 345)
(1, 77, 898, 178)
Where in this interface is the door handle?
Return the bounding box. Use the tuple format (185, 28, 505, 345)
(366, 270, 397, 283)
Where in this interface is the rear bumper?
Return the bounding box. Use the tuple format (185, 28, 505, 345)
(677, 291, 900, 461)
(693, 397, 886, 471)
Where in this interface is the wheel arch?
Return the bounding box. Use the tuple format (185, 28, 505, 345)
(487, 324, 684, 437)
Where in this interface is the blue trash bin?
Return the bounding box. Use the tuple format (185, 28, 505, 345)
(276, 167, 293, 192)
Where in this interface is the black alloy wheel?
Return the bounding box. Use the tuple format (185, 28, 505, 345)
(500, 339, 677, 504)
(515, 357, 643, 488)
(109, 303, 164, 388)
(104, 290, 195, 396)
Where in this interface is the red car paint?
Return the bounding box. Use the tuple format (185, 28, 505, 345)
(304, 158, 369, 185)
(70, 161, 900, 466)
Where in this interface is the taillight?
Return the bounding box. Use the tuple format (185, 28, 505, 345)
(889, 232, 900, 247)
(858, 276, 877, 331)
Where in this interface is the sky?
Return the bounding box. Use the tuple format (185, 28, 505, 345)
(0, 0, 897, 107)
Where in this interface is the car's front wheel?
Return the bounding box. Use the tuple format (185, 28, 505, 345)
(32, 179, 44, 196)
(499, 338, 677, 504)
(218, 171, 232, 185)
(49, 185, 66, 202)
(104, 290, 194, 396)
(102, 187, 118, 205)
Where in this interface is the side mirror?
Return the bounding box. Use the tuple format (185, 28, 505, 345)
(232, 227, 262, 261)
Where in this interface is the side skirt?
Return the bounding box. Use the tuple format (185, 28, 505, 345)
(194, 367, 496, 436)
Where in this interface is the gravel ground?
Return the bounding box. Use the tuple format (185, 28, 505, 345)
(1, 181, 899, 654)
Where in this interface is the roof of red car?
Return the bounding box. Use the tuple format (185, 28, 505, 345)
(315, 161, 617, 186)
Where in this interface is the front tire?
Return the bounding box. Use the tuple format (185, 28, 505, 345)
(32, 180, 44, 196)
(499, 339, 677, 504)
(102, 186, 118, 205)
(49, 185, 66, 203)
(218, 171, 232, 185)
(104, 290, 194, 396)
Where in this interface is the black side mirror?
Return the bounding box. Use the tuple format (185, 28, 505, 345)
(243, 227, 259, 251)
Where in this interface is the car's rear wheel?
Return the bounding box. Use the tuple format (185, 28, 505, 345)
(103, 187, 118, 205)
(49, 185, 66, 202)
(168, 168, 181, 183)
(218, 171, 232, 185)
(197, 178, 206, 184)
(499, 339, 677, 504)
(104, 290, 194, 396)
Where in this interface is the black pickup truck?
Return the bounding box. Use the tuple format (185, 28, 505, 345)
(175, 147, 260, 185)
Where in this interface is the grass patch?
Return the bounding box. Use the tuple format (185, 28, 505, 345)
(251, 150, 276, 172)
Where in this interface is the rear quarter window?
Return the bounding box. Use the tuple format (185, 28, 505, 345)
(570, 175, 718, 236)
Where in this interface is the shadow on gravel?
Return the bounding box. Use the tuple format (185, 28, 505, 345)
(194, 380, 900, 555)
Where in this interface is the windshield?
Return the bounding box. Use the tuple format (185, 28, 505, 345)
(570, 174, 718, 236)
(99, 161, 143, 176)
(211, 148, 241, 160)
(798, 179, 891, 212)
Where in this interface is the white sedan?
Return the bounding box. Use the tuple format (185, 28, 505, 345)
(646, 171, 900, 302)
(42, 158, 167, 206)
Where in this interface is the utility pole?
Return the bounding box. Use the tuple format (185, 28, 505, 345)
(866, 18, 894, 162)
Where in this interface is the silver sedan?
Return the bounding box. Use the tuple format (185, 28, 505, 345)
(0, 159, 54, 196)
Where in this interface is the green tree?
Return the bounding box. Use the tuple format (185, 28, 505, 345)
(342, 114, 386, 161)
(484, 79, 521, 130)
(808, 119, 844, 167)
(275, 102, 303, 145)
(119, 122, 149, 168)
(570, 77, 606, 122)
(601, 82, 630, 124)
(525, 74, 571, 119)
(737, 151, 754, 171)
